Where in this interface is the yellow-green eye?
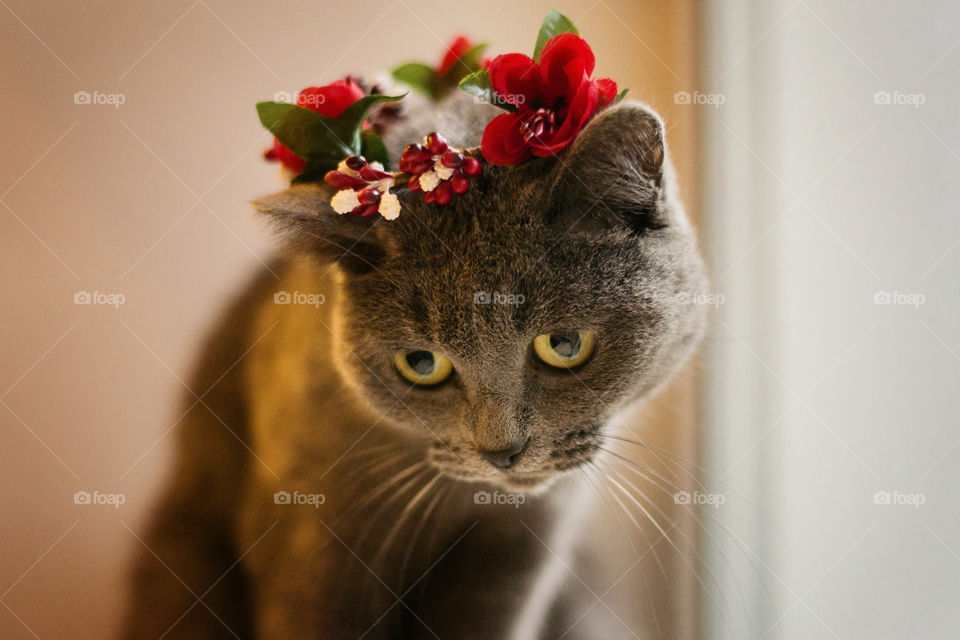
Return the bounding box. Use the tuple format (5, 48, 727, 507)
(533, 331, 596, 369)
(394, 350, 454, 385)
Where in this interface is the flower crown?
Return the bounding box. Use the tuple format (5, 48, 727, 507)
(257, 9, 627, 221)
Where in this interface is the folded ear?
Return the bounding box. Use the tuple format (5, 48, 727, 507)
(251, 183, 385, 274)
(548, 102, 669, 234)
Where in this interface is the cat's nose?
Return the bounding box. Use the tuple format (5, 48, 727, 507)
(478, 437, 529, 469)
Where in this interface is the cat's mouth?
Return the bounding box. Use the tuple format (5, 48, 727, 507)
(431, 464, 558, 492)
(497, 472, 557, 491)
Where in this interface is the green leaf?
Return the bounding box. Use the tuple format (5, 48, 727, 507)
(257, 102, 355, 159)
(533, 9, 579, 61)
(336, 93, 406, 141)
(257, 93, 405, 170)
(457, 69, 517, 112)
(457, 69, 491, 101)
(292, 158, 341, 184)
(391, 62, 437, 96)
(614, 87, 630, 104)
(360, 130, 390, 168)
(455, 42, 489, 74)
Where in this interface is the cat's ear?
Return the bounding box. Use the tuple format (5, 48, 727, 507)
(252, 183, 385, 274)
(548, 102, 668, 233)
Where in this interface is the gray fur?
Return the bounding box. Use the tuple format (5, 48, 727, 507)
(121, 91, 707, 639)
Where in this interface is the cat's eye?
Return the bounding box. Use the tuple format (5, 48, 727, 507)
(394, 350, 454, 386)
(533, 331, 596, 369)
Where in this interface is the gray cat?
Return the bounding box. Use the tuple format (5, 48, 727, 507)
(121, 92, 708, 639)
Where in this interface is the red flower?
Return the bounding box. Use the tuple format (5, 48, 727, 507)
(264, 138, 307, 174)
(264, 78, 365, 174)
(481, 34, 617, 166)
(438, 35, 487, 77)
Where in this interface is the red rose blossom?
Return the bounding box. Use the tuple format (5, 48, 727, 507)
(264, 78, 365, 174)
(481, 33, 617, 166)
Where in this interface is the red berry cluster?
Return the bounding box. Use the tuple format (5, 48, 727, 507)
(399, 132, 482, 204)
(323, 155, 395, 217)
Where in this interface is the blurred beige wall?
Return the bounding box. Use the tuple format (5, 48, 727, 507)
(0, 1, 698, 637)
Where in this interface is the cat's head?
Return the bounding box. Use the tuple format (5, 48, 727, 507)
(255, 102, 707, 492)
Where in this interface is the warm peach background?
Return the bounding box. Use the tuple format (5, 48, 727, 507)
(0, 1, 698, 637)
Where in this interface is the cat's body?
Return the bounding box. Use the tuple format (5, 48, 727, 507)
(122, 92, 707, 639)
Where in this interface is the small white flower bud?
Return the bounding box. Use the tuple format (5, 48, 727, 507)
(419, 170, 441, 192)
(434, 160, 455, 180)
(378, 192, 401, 220)
(330, 189, 360, 214)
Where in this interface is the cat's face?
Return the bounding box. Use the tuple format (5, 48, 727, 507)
(257, 103, 707, 492)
